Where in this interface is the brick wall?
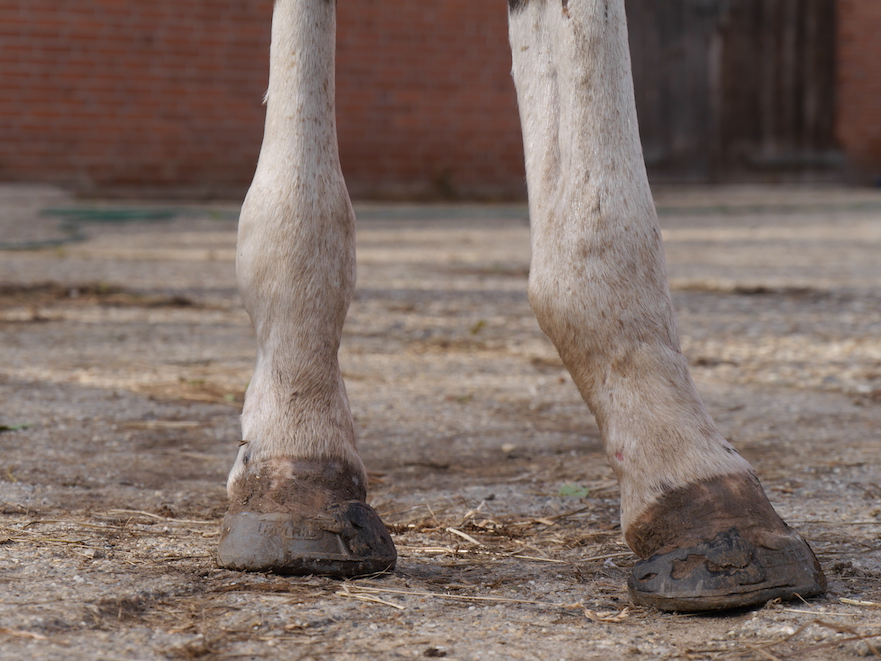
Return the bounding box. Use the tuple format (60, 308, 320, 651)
(837, 0, 881, 183)
(336, 2, 524, 200)
(0, 0, 525, 199)
(0, 0, 272, 197)
(2, 1, 879, 197)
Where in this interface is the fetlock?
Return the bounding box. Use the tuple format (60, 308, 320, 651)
(226, 457, 367, 516)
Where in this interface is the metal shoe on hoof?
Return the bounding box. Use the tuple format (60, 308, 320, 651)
(217, 500, 397, 576)
(217, 459, 397, 576)
(627, 527, 826, 612)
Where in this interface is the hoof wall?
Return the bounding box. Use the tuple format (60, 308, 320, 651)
(628, 528, 826, 612)
(217, 500, 397, 576)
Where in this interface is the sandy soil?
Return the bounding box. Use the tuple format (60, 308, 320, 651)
(0, 184, 880, 660)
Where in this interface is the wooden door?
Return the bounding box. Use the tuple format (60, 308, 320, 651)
(625, 0, 839, 182)
(626, 0, 725, 181)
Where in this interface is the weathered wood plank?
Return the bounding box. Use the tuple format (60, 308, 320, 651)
(626, 0, 839, 181)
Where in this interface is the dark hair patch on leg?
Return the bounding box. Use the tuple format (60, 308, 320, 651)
(509, 0, 530, 12)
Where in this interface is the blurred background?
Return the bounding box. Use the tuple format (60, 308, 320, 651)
(1, 0, 879, 200)
(2, 7, 881, 654)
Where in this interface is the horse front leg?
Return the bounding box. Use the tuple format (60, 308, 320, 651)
(508, 0, 824, 611)
(216, 0, 395, 576)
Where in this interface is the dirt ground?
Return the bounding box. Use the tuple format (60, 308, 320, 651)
(0, 183, 880, 660)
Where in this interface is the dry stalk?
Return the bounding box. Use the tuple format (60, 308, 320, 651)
(583, 607, 630, 623)
(789, 520, 881, 526)
(511, 554, 568, 564)
(580, 551, 635, 562)
(507, 505, 592, 528)
(787, 631, 881, 657)
(445, 527, 484, 547)
(342, 584, 587, 611)
(105, 509, 217, 525)
(691, 623, 810, 660)
(396, 545, 469, 554)
(337, 585, 406, 610)
(123, 420, 201, 429)
(0, 627, 49, 640)
(811, 619, 881, 657)
(746, 645, 785, 661)
(782, 608, 861, 616)
(841, 598, 881, 609)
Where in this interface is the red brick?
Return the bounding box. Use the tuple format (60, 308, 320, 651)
(837, 0, 881, 181)
(3, 0, 878, 196)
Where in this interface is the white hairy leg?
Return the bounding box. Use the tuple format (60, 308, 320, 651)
(508, 0, 824, 609)
(509, 0, 749, 531)
(230, 0, 362, 488)
(217, 0, 395, 575)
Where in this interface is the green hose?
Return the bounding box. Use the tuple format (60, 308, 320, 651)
(0, 206, 237, 251)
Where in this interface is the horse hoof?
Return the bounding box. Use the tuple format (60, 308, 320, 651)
(217, 501, 397, 575)
(624, 473, 826, 611)
(217, 459, 396, 576)
(628, 527, 825, 612)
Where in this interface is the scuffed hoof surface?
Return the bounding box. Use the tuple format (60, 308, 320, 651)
(217, 501, 397, 575)
(217, 459, 396, 576)
(625, 474, 826, 612)
(628, 527, 825, 612)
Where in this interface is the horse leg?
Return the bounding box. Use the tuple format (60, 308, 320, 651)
(216, 0, 395, 575)
(508, 0, 824, 611)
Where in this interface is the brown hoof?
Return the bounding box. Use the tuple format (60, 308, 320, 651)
(628, 527, 826, 611)
(217, 459, 396, 576)
(624, 474, 826, 612)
